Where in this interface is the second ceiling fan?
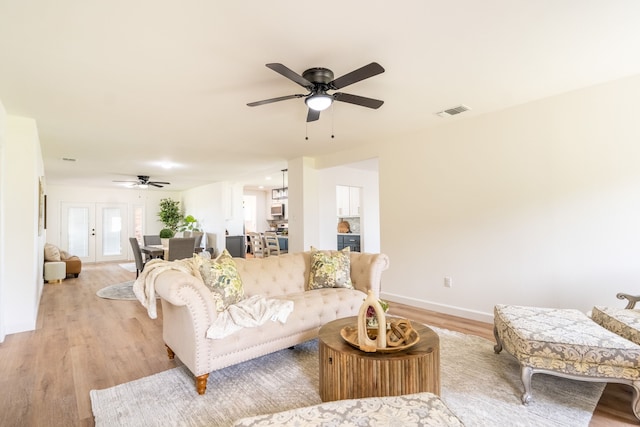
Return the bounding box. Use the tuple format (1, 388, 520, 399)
(247, 62, 385, 122)
(113, 175, 170, 188)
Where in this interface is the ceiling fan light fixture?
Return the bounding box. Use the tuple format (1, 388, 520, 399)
(305, 94, 333, 111)
(137, 183, 149, 189)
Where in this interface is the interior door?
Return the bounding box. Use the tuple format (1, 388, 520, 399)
(60, 202, 128, 262)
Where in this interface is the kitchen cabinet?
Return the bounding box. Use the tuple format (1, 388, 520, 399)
(337, 234, 360, 252)
(278, 237, 288, 252)
(223, 182, 243, 220)
(336, 185, 360, 217)
(225, 235, 246, 258)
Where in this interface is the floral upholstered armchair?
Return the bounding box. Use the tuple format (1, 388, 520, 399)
(616, 293, 640, 309)
(591, 293, 640, 346)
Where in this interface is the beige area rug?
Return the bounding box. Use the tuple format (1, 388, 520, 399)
(96, 281, 137, 300)
(90, 327, 605, 427)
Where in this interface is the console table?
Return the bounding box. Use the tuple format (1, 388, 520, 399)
(318, 316, 440, 402)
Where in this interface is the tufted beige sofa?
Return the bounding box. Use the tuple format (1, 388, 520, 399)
(153, 251, 389, 395)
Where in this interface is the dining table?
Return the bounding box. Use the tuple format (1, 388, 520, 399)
(140, 244, 166, 260)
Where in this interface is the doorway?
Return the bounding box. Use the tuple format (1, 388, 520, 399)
(60, 202, 129, 263)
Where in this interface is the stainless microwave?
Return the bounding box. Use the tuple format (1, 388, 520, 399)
(271, 204, 284, 216)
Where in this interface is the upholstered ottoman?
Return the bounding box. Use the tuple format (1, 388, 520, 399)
(232, 392, 463, 426)
(44, 261, 66, 283)
(592, 306, 640, 345)
(494, 304, 640, 420)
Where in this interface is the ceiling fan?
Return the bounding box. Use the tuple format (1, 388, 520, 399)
(247, 62, 385, 122)
(113, 175, 170, 188)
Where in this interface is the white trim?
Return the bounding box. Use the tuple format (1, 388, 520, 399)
(380, 291, 495, 324)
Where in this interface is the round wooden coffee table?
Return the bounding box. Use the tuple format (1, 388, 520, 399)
(318, 316, 440, 402)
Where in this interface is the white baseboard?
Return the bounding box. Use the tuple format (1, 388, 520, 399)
(380, 291, 494, 324)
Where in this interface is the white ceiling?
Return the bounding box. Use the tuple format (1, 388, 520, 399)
(2, 1, 640, 191)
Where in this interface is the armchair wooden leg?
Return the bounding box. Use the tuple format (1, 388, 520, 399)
(195, 374, 209, 395)
(165, 344, 175, 360)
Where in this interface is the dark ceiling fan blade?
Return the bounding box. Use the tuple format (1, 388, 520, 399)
(266, 63, 313, 88)
(334, 92, 384, 109)
(306, 108, 320, 122)
(149, 181, 170, 185)
(330, 62, 385, 90)
(247, 94, 306, 107)
(149, 183, 164, 188)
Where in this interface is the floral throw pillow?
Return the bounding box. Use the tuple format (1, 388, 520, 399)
(308, 247, 354, 290)
(199, 249, 245, 311)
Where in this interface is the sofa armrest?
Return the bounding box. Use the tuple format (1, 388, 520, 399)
(154, 269, 220, 376)
(349, 252, 390, 298)
(617, 293, 640, 309)
(154, 270, 218, 323)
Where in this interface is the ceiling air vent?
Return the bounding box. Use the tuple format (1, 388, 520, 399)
(436, 104, 471, 118)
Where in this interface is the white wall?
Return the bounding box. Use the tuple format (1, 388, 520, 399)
(0, 102, 5, 341)
(0, 112, 45, 336)
(181, 182, 227, 252)
(378, 74, 640, 322)
(287, 157, 320, 253)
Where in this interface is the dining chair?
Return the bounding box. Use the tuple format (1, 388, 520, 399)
(129, 237, 146, 278)
(143, 235, 161, 246)
(142, 235, 162, 261)
(192, 232, 204, 253)
(248, 232, 267, 258)
(206, 232, 218, 257)
(167, 237, 196, 261)
(264, 232, 282, 256)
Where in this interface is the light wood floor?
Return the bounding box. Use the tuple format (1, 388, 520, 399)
(0, 262, 636, 426)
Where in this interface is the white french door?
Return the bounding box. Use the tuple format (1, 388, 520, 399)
(60, 202, 129, 263)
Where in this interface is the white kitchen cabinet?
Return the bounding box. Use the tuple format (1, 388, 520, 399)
(223, 182, 243, 220)
(336, 185, 360, 217)
(336, 185, 349, 216)
(349, 186, 360, 216)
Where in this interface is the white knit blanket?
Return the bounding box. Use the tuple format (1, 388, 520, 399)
(206, 295, 294, 339)
(133, 257, 201, 319)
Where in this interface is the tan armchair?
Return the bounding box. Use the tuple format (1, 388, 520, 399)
(44, 243, 82, 278)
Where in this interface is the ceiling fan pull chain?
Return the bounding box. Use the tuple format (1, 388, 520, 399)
(305, 121, 309, 141)
(331, 104, 335, 139)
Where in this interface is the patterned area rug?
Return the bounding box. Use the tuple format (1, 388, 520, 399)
(96, 281, 137, 300)
(90, 327, 605, 426)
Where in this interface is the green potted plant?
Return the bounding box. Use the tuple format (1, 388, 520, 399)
(159, 228, 175, 247)
(179, 214, 201, 232)
(158, 198, 182, 233)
